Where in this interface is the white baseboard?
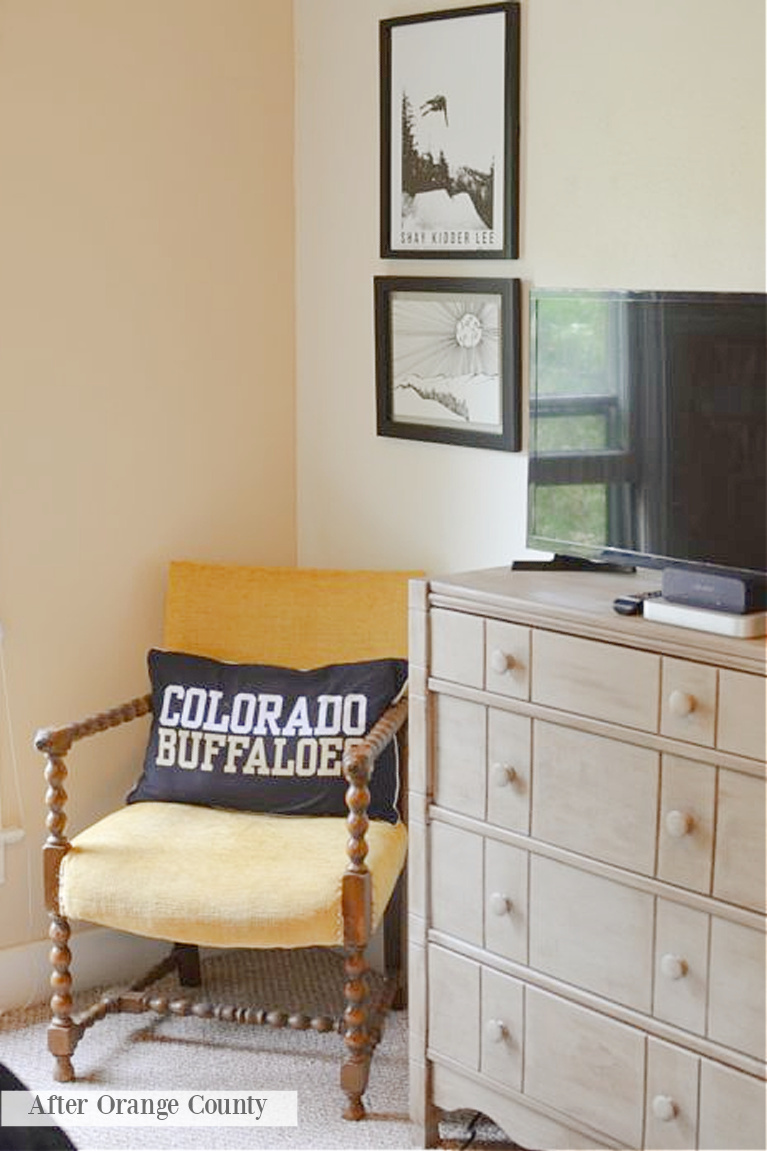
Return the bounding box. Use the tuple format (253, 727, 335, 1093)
(0, 928, 168, 1015)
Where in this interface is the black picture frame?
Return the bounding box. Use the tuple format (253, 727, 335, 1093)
(374, 276, 521, 451)
(380, 3, 520, 259)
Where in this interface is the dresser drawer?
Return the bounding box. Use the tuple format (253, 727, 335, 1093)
(431, 608, 484, 688)
(531, 720, 658, 874)
(698, 1060, 767, 1150)
(532, 630, 660, 731)
(645, 1038, 699, 1151)
(486, 709, 531, 833)
(657, 755, 716, 896)
(653, 900, 766, 1060)
(432, 823, 530, 960)
(529, 856, 654, 1013)
(435, 697, 532, 831)
(713, 769, 766, 913)
(707, 917, 766, 1061)
(653, 898, 709, 1036)
(485, 619, 530, 700)
(660, 657, 717, 747)
(484, 838, 528, 964)
(480, 967, 524, 1090)
(430, 822, 483, 946)
(428, 945, 479, 1071)
(433, 694, 486, 820)
(658, 758, 766, 912)
(717, 670, 767, 761)
(524, 989, 645, 1148)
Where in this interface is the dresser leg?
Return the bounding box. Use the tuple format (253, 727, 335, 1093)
(409, 1060, 441, 1147)
(423, 1100, 441, 1149)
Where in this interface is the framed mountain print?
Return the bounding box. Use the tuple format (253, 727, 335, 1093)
(380, 3, 520, 259)
(374, 276, 521, 451)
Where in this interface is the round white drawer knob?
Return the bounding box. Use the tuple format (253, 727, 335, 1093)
(665, 809, 693, 838)
(490, 649, 514, 675)
(669, 689, 696, 717)
(486, 1019, 508, 1044)
(660, 953, 688, 981)
(491, 762, 517, 787)
(652, 1095, 678, 1122)
(490, 892, 511, 917)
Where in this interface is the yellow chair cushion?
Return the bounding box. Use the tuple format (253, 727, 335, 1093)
(60, 802, 408, 949)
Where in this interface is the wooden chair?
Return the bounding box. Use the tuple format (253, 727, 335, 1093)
(35, 561, 415, 1120)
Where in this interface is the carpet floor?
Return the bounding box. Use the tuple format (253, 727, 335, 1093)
(0, 948, 519, 1151)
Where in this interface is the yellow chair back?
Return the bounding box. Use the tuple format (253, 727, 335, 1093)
(162, 561, 416, 668)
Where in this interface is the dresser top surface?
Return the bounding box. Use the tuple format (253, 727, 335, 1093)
(424, 567, 767, 675)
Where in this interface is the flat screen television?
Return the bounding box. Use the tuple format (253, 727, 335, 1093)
(526, 288, 767, 585)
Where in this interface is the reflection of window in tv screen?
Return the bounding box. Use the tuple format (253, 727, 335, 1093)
(528, 290, 767, 578)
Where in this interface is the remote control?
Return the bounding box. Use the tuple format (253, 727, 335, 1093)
(612, 590, 663, 616)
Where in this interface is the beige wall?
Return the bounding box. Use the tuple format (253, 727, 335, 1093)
(0, 0, 296, 956)
(295, 0, 765, 573)
(0, 0, 764, 1001)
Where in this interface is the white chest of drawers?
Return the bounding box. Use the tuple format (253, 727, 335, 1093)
(408, 568, 766, 1150)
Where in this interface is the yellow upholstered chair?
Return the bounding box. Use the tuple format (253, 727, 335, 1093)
(35, 561, 416, 1120)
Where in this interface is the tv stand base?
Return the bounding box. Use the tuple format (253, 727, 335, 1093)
(511, 553, 636, 574)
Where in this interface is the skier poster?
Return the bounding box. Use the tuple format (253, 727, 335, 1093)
(380, 3, 520, 259)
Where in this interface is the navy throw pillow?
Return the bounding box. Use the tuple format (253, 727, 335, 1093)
(127, 650, 408, 823)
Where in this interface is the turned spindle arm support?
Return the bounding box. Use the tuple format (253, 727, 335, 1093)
(34, 694, 153, 1082)
(341, 692, 408, 943)
(36, 694, 153, 909)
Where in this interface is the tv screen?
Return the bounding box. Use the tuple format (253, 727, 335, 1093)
(527, 289, 767, 580)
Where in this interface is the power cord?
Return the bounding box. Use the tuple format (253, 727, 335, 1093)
(459, 1110, 482, 1149)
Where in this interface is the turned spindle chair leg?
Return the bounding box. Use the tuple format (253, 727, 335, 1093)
(173, 943, 202, 987)
(48, 913, 80, 1082)
(341, 947, 373, 1121)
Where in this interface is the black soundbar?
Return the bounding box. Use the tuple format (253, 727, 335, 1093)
(661, 568, 767, 614)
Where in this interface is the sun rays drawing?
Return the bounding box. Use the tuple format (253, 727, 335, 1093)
(390, 291, 502, 432)
(375, 276, 520, 451)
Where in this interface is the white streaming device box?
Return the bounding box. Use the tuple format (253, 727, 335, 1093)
(644, 597, 767, 637)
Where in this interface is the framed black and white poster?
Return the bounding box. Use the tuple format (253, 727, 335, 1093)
(380, 3, 520, 259)
(374, 276, 521, 451)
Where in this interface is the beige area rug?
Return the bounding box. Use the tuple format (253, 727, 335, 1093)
(0, 948, 519, 1151)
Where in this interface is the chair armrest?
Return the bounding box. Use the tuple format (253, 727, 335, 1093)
(34, 694, 153, 758)
(341, 693, 408, 791)
(35, 694, 153, 914)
